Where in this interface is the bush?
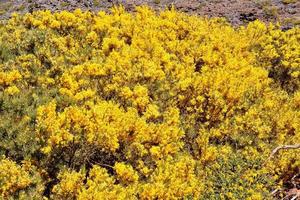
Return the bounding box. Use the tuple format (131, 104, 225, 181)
(0, 6, 299, 199)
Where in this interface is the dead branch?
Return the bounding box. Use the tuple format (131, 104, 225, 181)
(290, 194, 299, 200)
(270, 144, 300, 158)
(271, 188, 280, 195)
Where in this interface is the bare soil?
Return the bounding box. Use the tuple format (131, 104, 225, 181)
(0, 0, 299, 27)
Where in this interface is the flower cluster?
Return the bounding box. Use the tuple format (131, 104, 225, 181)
(0, 158, 43, 199)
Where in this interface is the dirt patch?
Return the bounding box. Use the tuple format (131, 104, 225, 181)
(0, 0, 299, 27)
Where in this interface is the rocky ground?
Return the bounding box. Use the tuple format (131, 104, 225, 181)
(0, 0, 299, 27)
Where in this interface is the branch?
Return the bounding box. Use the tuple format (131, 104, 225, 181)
(271, 188, 280, 195)
(270, 144, 300, 158)
(291, 194, 299, 200)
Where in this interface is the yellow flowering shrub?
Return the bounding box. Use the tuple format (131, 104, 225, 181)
(0, 158, 43, 199)
(0, 5, 299, 199)
(51, 169, 84, 200)
(0, 158, 31, 197)
(114, 162, 139, 184)
(138, 154, 202, 199)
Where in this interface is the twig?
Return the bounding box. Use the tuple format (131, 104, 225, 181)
(271, 188, 280, 195)
(291, 194, 299, 200)
(291, 173, 300, 188)
(269, 144, 300, 159)
(90, 160, 114, 169)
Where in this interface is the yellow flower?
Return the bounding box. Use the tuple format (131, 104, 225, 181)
(114, 162, 139, 184)
(50, 20, 61, 29)
(4, 86, 20, 95)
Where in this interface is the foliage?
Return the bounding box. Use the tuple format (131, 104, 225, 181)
(0, 6, 299, 199)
